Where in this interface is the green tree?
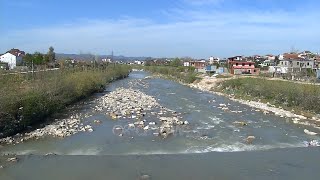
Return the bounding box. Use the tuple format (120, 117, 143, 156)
(170, 58, 182, 67)
(43, 54, 50, 64)
(23, 53, 33, 66)
(33, 52, 44, 65)
(47, 46, 55, 63)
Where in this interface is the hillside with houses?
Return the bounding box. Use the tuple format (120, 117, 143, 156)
(143, 51, 320, 82)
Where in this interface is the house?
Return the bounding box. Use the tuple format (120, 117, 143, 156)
(183, 61, 190, 67)
(228, 56, 243, 62)
(102, 58, 112, 63)
(314, 56, 320, 69)
(0, 49, 25, 69)
(209, 56, 220, 64)
(273, 56, 315, 74)
(134, 60, 144, 65)
(279, 53, 300, 60)
(205, 65, 217, 73)
(265, 54, 276, 61)
(190, 60, 206, 70)
(229, 61, 260, 75)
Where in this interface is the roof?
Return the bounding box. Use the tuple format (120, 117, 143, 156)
(283, 53, 301, 60)
(229, 61, 254, 64)
(6, 48, 25, 57)
(232, 66, 256, 69)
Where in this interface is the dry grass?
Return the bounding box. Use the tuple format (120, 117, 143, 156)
(0, 65, 131, 138)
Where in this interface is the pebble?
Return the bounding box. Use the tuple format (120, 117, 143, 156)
(7, 157, 18, 162)
(140, 174, 151, 180)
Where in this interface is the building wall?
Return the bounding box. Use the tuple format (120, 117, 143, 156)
(0, 53, 17, 69)
(317, 69, 320, 79)
(231, 68, 259, 75)
(278, 60, 314, 69)
(190, 62, 205, 69)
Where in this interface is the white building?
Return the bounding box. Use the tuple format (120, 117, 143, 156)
(209, 56, 220, 64)
(0, 52, 24, 69)
(183, 62, 190, 67)
(102, 58, 112, 63)
(134, 60, 144, 65)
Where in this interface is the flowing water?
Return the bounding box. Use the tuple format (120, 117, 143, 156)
(0, 71, 319, 179)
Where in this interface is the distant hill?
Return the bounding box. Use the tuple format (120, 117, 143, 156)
(56, 53, 150, 62)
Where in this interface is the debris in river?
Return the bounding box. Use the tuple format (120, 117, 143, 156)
(233, 121, 248, 126)
(246, 136, 256, 144)
(304, 129, 318, 136)
(139, 174, 151, 180)
(93, 120, 102, 124)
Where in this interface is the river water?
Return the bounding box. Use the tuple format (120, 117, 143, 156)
(0, 71, 319, 179)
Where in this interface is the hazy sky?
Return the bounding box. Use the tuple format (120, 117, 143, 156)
(1, 0, 320, 58)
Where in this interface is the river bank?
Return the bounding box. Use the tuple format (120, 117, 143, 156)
(188, 76, 320, 134)
(0, 65, 131, 141)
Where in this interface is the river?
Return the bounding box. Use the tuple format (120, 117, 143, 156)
(0, 71, 319, 180)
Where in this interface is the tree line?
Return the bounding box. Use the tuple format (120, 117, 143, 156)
(22, 46, 56, 67)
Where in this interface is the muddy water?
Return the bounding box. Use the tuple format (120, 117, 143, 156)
(0, 71, 319, 179)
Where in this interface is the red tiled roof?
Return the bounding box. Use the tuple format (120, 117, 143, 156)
(7, 49, 25, 57)
(283, 53, 300, 60)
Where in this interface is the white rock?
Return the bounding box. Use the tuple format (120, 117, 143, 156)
(304, 129, 318, 136)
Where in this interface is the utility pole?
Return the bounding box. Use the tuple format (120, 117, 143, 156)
(32, 58, 34, 79)
(112, 50, 115, 68)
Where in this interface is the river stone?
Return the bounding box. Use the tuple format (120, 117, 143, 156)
(246, 136, 256, 144)
(7, 157, 18, 162)
(139, 174, 151, 180)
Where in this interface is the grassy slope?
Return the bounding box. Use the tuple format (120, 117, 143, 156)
(217, 77, 320, 116)
(0, 65, 131, 138)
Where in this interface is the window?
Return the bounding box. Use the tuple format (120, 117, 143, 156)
(242, 63, 245, 66)
(285, 62, 287, 66)
(236, 63, 238, 66)
(307, 62, 310, 66)
(249, 64, 252, 66)
(254, 70, 256, 72)
(297, 62, 299, 65)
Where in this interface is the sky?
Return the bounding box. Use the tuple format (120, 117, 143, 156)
(0, 0, 320, 58)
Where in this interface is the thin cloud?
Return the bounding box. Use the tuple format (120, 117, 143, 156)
(1, 1, 320, 57)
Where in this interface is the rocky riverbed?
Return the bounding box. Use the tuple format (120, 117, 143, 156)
(96, 87, 189, 138)
(0, 114, 93, 145)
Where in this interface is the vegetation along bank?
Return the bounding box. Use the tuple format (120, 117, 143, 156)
(143, 65, 199, 84)
(0, 65, 131, 138)
(216, 77, 320, 118)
